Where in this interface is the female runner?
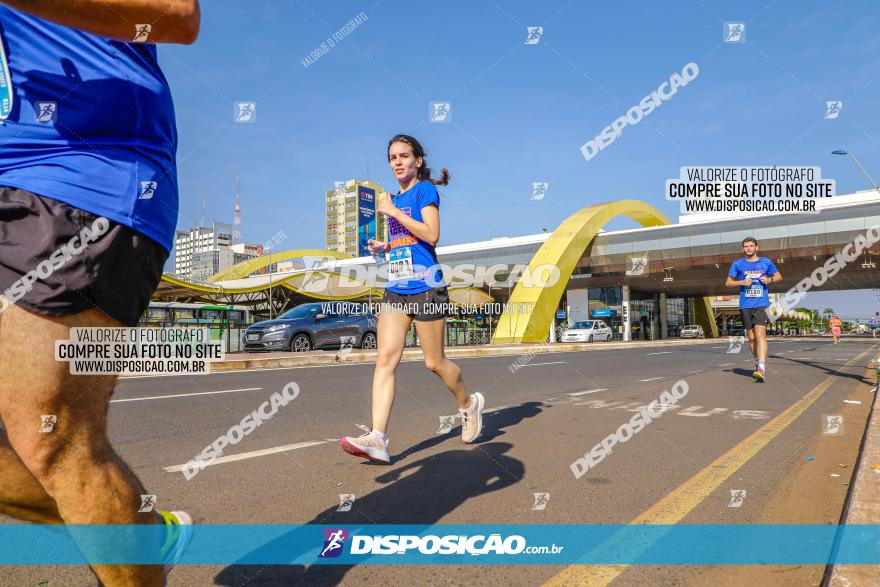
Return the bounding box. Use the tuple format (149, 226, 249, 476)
(340, 134, 484, 463)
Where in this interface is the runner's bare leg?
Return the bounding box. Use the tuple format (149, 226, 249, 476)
(0, 304, 163, 586)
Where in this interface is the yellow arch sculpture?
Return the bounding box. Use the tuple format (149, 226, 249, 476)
(491, 199, 718, 343)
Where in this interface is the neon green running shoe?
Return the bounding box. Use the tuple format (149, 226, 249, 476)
(159, 510, 193, 573)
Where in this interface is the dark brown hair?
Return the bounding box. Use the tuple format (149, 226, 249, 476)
(742, 237, 757, 246)
(387, 134, 450, 186)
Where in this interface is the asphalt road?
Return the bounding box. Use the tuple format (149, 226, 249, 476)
(3, 338, 878, 586)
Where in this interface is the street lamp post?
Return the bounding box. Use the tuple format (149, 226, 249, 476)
(265, 247, 273, 320)
(832, 149, 879, 191)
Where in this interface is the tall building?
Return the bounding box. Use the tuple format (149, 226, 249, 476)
(229, 242, 262, 259)
(174, 222, 263, 278)
(190, 248, 235, 279)
(174, 221, 233, 276)
(326, 180, 391, 257)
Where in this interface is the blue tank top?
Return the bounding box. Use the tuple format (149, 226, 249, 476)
(0, 8, 179, 251)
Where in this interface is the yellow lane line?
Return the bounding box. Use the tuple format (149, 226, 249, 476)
(544, 345, 876, 587)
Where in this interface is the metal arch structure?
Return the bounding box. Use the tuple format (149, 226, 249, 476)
(491, 199, 720, 343)
(159, 271, 384, 300)
(157, 250, 386, 314)
(208, 249, 353, 282)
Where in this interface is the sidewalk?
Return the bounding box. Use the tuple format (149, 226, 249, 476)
(212, 335, 858, 373)
(828, 351, 880, 586)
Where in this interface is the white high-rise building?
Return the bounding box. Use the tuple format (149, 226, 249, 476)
(174, 222, 264, 278)
(174, 221, 233, 276)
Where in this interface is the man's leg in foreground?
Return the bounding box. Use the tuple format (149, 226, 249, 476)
(0, 303, 163, 586)
(0, 428, 61, 524)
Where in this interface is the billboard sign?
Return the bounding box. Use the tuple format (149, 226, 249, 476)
(357, 186, 376, 257)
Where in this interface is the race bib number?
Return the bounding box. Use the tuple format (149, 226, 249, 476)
(744, 273, 764, 297)
(388, 247, 415, 281)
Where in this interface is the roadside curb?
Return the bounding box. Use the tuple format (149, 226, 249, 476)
(208, 336, 859, 373)
(211, 338, 723, 372)
(827, 351, 880, 586)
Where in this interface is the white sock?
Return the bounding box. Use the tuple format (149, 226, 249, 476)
(372, 429, 388, 442)
(758, 360, 765, 370)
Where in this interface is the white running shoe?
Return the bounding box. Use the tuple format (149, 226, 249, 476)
(340, 425, 390, 463)
(460, 392, 485, 444)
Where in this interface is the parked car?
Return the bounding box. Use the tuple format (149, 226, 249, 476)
(560, 320, 612, 343)
(680, 324, 705, 339)
(243, 302, 377, 352)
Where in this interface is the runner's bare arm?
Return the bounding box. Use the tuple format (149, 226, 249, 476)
(760, 271, 782, 284)
(0, 0, 200, 44)
(725, 276, 750, 287)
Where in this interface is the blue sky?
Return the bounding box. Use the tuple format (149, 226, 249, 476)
(158, 0, 880, 318)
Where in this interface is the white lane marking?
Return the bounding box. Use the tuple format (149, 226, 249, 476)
(484, 403, 520, 413)
(517, 361, 566, 367)
(163, 440, 330, 472)
(719, 362, 735, 366)
(647, 351, 673, 355)
(638, 377, 664, 382)
(123, 352, 578, 380)
(711, 346, 726, 349)
(122, 342, 729, 379)
(566, 388, 609, 396)
(111, 388, 263, 403)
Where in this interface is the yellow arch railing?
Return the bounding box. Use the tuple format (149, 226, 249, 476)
(161, 249, 377, 297)
(491, 199, 717, 343)
(276, 271, 383, 300)
(209, 249, 354, 282)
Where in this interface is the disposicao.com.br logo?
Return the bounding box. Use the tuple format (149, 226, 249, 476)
(317, 529, 563, 558)
(319, 528, 349, 558)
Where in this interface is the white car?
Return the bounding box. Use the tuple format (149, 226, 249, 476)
(680, 325, 705, 339)
(561, 320, 612, 343)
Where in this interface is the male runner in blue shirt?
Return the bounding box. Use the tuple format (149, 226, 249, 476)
(0, 2, 199, 584)
(726, 237, 782, 382)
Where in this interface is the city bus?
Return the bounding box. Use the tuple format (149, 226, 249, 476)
(139, 302, 251, 329)
(139, 302, 252, 351)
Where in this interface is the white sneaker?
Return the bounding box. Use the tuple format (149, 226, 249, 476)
(459, 392, 485, 444)
(340, 425, 390, 463)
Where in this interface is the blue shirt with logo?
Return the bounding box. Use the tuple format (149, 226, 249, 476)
(0, 8, 179, 252)
(385, 181, 443, 294)
(728, 257, 779, 309)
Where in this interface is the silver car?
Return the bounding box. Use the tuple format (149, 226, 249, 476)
(560, 320, 612, 343)
(244, 302, 377, 352)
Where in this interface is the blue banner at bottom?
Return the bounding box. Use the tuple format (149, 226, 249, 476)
(0, 524, 878, 565)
